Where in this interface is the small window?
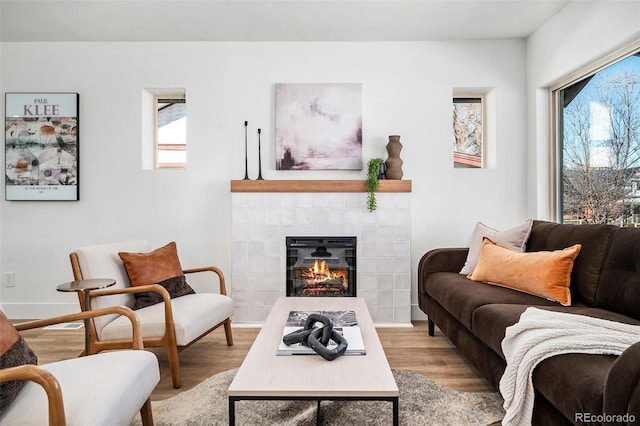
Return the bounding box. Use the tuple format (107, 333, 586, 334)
(154, 95, 186, 168)
(453, 95, 485, 168)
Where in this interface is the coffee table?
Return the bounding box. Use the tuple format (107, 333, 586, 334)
(227, 297, 399, 425)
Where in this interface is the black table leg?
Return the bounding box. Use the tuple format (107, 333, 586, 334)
(228, 397, 236, 425)
(316, 400, 321, 425)
(393, 397, 399, 426)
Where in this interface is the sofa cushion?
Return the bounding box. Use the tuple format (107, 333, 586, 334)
(533, 353, 617, 424)
(99, 293, 233, 345)
(0, 311, 37, 413)
(425, 272, 560, 330)
(472, 304, 639, 421)
(528, 221, 616, 306)
(472, 304, 640, 360)
(119, 242, 196, 310)
(595, 226, 640, 321)
(468, 239, 581, 306)
(460, 220, 533, 275)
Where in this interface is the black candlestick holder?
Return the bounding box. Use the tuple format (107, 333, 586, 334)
(243, 121, 250, 180)
(257, 128, 264, 180)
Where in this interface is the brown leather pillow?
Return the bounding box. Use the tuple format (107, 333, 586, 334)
(0, 311, 37, 413)
(119, 242, 195, 310)
(118, 241, 184, 287)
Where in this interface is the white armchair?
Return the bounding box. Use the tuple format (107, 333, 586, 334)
(0, 306, 159, 426)
(69, 240, 234, 389)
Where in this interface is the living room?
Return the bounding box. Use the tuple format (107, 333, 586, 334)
(2, 1, 640, 425)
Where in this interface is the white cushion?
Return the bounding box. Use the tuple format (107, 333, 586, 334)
(0, 350, 159, 426)
(72, 241, 151, 334)
(459, 219, 533, 275)
(100, 293, 234, 346)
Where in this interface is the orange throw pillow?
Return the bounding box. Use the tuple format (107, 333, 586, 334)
(468, 238, 582, 306)
(119, 242, 195, 309)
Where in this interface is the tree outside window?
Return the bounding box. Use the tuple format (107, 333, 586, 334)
(560, 53, 640, 225)
(453, 96, 484, 168)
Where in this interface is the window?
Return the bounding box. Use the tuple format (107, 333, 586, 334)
(453, 95, 485, 168)
(555, 51, 640, 225)
(154, 95, 186, 168)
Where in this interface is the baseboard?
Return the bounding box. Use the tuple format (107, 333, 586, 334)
(374, 322, 414, 328)
(231, 323, 264, 329)
(411, 304, 428, 321)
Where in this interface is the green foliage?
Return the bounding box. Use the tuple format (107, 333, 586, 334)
(366, 158, 384, 212)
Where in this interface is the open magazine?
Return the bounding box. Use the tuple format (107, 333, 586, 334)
(276, 310, 366, 356)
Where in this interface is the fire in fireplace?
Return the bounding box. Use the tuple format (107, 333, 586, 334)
(286, 236, 356, 297)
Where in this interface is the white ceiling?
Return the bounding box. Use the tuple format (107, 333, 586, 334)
(1, 0, 570, 42)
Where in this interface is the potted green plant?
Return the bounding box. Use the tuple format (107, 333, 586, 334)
(366, 157, 385, 212)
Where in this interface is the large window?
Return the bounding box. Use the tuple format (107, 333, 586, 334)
(556, 51, 640, 225)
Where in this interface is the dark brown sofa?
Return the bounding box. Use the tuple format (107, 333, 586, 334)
(418, 220, 640, 425)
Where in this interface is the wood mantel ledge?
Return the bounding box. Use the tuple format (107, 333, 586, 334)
(230, 180, 412, 193)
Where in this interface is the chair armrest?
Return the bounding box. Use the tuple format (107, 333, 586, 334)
(5, 306, 144, 425)
(88, 285, 175, 333)
(89, 284, 171, 303)
(14, 306, 144, 350)
(603, 341, 640, 424)
(0, 364, 65, 426)
(183, 265, 228, 296)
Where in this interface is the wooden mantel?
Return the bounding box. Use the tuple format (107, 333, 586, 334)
(230, 179, 412, 193)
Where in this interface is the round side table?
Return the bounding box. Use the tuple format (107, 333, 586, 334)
(57, 278, 116, 355)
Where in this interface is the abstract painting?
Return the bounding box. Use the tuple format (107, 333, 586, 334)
(275, 83, 362, 170)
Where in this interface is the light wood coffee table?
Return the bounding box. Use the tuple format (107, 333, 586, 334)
(228, 297, 399, 425)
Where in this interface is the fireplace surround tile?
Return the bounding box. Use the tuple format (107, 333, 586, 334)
(231, 190, 411, 325)
(394, 307, 412, 323)
(378, 274, 394, 290)
(378, 307, 394, 323)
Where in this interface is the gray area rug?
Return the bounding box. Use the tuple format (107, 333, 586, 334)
(133, 368, 504, 425)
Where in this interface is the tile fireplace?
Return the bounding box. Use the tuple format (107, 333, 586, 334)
(230, 180, 412, 325)
(286, 236, 356, 297)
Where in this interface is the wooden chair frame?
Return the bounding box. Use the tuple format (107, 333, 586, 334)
(0, 306, 154, 426)
(69, 253, 233, 389)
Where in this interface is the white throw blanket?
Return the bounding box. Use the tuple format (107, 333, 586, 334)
(500, 307, 640, 426)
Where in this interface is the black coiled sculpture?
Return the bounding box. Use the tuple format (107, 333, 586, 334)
(282, 313, 348, 361)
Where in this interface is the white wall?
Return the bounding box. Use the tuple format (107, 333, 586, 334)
(0, 40, 527, 319)
(526, 1, 640, 219)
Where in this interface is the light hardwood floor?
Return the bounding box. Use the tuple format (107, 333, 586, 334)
(18, 321, 494, 401)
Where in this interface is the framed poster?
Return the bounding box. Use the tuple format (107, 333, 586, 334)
(275, 83, 362, 170)
(5, 92, 79, 200)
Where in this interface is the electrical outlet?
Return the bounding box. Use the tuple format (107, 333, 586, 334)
(2, 273, 15, 287)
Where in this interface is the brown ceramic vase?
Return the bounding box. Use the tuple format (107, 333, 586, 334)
(384, 135, 403, 179)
